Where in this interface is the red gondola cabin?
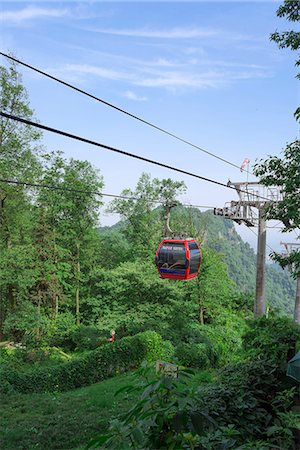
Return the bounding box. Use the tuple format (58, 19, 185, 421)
(155, 239, 202, 280)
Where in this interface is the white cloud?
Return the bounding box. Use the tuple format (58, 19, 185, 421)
(0, 6, 69, 24)
(135, 71, 223, 89)
(45, 58, 270, 93)
(124, 91, 147, 101)
(86, 26, 218, 39)
(47, 63, 126, 82)
(150, 58, 179, 67)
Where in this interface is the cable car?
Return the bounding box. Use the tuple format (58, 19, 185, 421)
(155, 238, 202, 280)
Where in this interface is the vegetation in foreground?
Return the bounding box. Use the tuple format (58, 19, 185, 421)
(88, 316, 300, 450)
(1, 315, 299, 450)
(0, 369, 213, 450)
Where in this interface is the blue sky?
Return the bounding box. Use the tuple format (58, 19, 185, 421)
(1, 1, 299, 252)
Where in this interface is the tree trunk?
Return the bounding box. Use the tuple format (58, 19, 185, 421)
(0, 289, 5, 340)
(76, 286, 80, 326)
(8, 285, 16, 310)
(199, 305, 204, 326)
(55, 295, 59, 318)
(53, 228, 59, 317)
(196, 275, 205, 325)
(36, 289, 41, 339)
(76, 243, 80, 326)
(294, 277, 300, 325)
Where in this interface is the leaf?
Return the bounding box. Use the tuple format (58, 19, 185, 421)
(86, 434, 111, 448)
(114, 385, 136, 397)
(131, 427, 144, 444)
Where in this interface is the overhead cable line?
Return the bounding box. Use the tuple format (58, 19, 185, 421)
(0, 52, 250, 174)
(246, 224, 277, 254)
(0, 178, 215, 210)
(0, 112, 270, 202)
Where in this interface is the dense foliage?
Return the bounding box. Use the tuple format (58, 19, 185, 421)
(254, 141, 300, 278)
(0, 331, 172, 394)
(90, 317, 300, 450)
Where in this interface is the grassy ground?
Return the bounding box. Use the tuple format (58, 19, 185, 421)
(0, 369, 213, 450)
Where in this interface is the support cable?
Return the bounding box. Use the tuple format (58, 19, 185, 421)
(0, 111, 270, 202)
(0, 178, 214, 210)
(0, 52, 251, 174)
(246, 225, 276, 254)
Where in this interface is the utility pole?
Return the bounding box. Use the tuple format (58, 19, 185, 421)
(214, 181, 281, 318)
(280, 242, 300, 324)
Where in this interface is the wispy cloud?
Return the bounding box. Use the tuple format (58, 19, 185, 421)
(86, 26, 218, 39)
(135, 71, 225, 89)
(46, 63, 127, 82)
(124, 91, 148, 101)
(0, 6, 69, 24)
(46, 59, 269, 93)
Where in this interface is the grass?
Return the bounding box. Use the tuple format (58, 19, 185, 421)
(0, 368, 214, 450)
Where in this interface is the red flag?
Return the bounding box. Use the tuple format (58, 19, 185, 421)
(240, 158, 250, 172)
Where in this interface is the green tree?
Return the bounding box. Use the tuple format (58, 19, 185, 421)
(253, 1, 300, 323)
(185, 247, 235, 325)
(32, 210, 62, 337)
(38, 153, 104, 325)
(254, 144, 300, 323)
(0, 61, 42, 338)
(84, 259, 184, 335)
(270, 0, 300, 118)
(107, 173, 186, 259)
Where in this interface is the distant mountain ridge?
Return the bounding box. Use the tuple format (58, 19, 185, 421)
(201, 211, 295, 314)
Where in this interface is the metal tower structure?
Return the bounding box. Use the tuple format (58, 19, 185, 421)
(214, 181, 282, 318)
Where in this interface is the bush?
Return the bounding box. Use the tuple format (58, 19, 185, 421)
(170, 312, 246, 368)
(94, 358, 298, 450)
(194, 358, 298, 449)
(161, 340, 175, 362)
(0, 330, 167, 394)
(243, 315, 300, 366)
(67, 325, 107, 351)
(3, 301, 50, 343)
(0, 346, 24, 368)
(46, 312, 77, 348)
(175, 342, 210, 368)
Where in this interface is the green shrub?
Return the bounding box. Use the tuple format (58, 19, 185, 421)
(243, 315, 300, 366)
(3, 301, 50, 343)
(194, 358, 298, 449)
(46, 312, 77, 348)
(0, 330, 167, 394)
(93, 367, 217, 450)
(67, 325, 107, 351)
(160, 340, 175, 362)
(175, 342, 210, 368)
(88, 355, 298, 450)
(0, 346, 22, 367)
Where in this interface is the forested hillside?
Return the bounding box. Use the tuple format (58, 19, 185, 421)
(203, 210, 296, 314)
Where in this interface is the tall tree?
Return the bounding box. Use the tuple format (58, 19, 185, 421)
(254, 143, 300, 322)
(107, 173, 186, 259)
(38, 153, 104, 325)
(254, 1, 300, 322)
(0, 61, 42, 338)
(270, 0, 300, 119)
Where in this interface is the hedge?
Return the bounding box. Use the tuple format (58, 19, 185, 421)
(0, 330, 170, 394)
